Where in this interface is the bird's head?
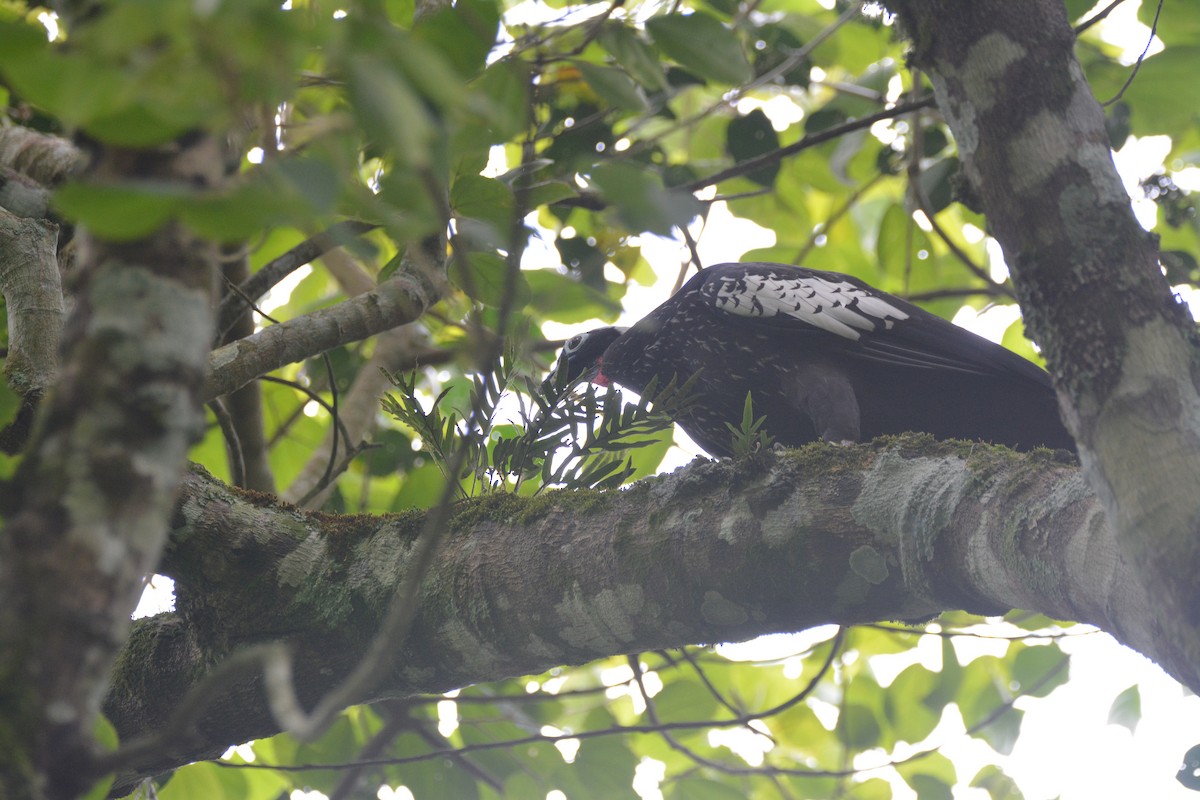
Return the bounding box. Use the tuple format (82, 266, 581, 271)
(553, 327, 626, 386)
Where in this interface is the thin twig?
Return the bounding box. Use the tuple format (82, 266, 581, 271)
(1100, 0, 1163, 107)
(680, 97, 935, 193)
(216, 220, 378, 337)
(1075, 0, 1126, 34)
(258, 375, 355, 457)
(207, 399, 246, 488)
(793, 172, 885, 265)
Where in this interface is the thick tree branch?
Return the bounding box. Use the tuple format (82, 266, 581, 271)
(0, 167, 52, 218)
(0, 127, 87, 187)
(99, 437, 1176, 790)
(892, 0, 1200, 682)
(1, 135, 223, 799)
(0, 210, 62, 398)
(215, 220, 378, 338)
(203, 268, 447, 401)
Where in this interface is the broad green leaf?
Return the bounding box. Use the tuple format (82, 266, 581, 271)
(465, 60, 533, 146)
(588, 162, 704, 236)
(54, 183, 186, 241)
(898, 750, 957, 797)
(81, 715, 119, 800)
(576, 61, 648, 113)
(849, 777, 894, 799)
(598, 23, 669, 92)
(919, 157, 960, 215)
(1107, 684, 1141, 734)
(884, 663, 939, 743)
(840, 703, 881, 750)
(652, 675, 720, 722)
(726, 109, 781, 187)
(412, 0, 501, 77)
(876, 202, 911, 277)
(646, 13, 752, 85)
(452, 174, 516, 232)
(961, 666, 1023, 756)
(564, 736, 638, 797)
(450, 252, 530, 308)
(157, 762, 228, 799)
(347, 56, 438, 169)
(1011, 645, 1068, 698)
(970, 764, 1026, 800)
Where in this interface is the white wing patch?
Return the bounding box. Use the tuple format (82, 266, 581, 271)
(711, 272, 910, 340)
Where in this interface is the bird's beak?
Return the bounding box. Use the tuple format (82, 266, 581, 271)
(551, 355, 599, 390)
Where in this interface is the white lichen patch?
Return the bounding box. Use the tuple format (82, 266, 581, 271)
(438, 618, 504, 674)
(718, 497, 754, 544)
(277, 534, 329, 587)
(959, 32, 1025, 116)
(851, 453, 969, 557)
(700, 590, 748, 626)
(1006, 109, 1079, 194)
(350, 532, 410, 596)
(759, 500, 809, 549)
(524, 632, 564, 661)
(849, 545, 889, 585)
(555, 583, 645, 651)
(88, 266, 212, 369)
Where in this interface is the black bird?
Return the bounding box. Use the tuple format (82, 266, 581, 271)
(555, 262, 1074, 457)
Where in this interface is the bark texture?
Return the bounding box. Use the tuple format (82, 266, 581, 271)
(891, 0, 1200, 678)
(0, 136, 222, 800)
(99, 438, 1171, 790)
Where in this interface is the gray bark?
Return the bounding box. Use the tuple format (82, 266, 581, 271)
(891, 0, 1200, 677)
(100, 438, 1173, 791)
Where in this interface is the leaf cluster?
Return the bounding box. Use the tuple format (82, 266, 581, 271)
(382, 346, 698, 496)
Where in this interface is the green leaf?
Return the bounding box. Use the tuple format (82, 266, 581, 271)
(839, 703, 881, 750)
(1107, 684, 1141, 734)
(897, 750, 957, 799)
(652, 677, 719, 722)
(884, 663, 939, 743)
(564, 736, 638, 797)
(970, 764, 1026, 800)
(347, 56, 438, 168)
(452, 174, 516, 232)
(54, 183, 186, 241)
(726, 109, 781, 187)
(588, 162, 704, 236)
(526, 269, 621, 323)
(459, 60, 532, 150)
(412, 0, 501, 77)
(919, 157, 959, 215)
(157, 762, 227, 800)
(1011, 645, 1068, 698)
(598, 23, 669, 92)
(80, 715, 119, 800)
(962, 669, 1023, 755)
(876, 202, 910, 277)
(575, 60, 648, 111)
(646, 13, 752, 85)
(450, 252, 530, 308)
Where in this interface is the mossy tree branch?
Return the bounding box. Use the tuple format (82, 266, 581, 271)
(100, 436, 1173, 791)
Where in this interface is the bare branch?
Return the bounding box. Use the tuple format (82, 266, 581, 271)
(0, 210, 62, 398)
(0, 127, 87, 186)
(203, 269, 447, 401)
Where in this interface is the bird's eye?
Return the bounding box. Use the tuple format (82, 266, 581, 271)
(564, 334, 586, 354)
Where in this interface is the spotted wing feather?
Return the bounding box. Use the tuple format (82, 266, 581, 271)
(699, 263, 1048, 383)
(705, 268, 910, 340)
